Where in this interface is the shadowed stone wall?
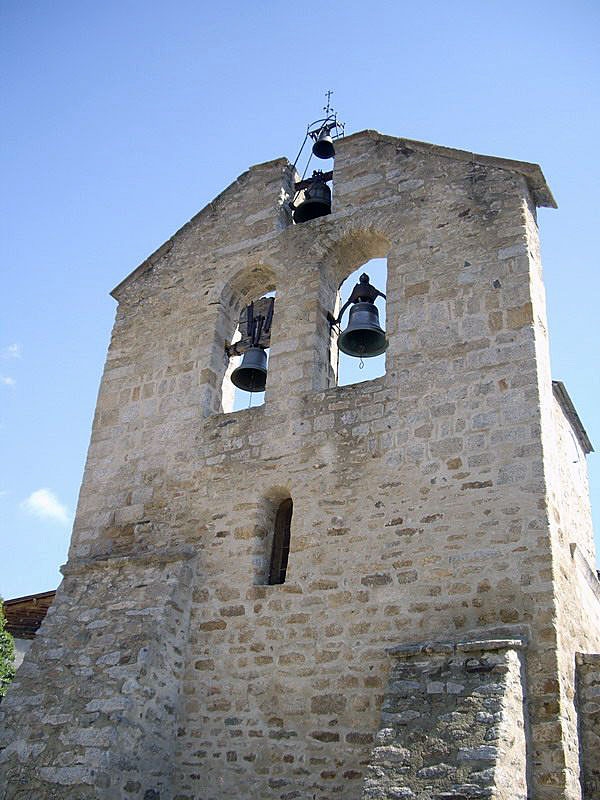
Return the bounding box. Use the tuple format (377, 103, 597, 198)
(576, 653, 600, 799)
(362, 637, 528, 800)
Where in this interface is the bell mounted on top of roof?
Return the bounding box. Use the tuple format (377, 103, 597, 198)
(289, 90, 344, 225)
(312, 125, 336, 160)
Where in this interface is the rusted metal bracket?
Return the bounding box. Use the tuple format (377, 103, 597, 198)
(294, 171, 333, 191)
(225, 296, 274, 357)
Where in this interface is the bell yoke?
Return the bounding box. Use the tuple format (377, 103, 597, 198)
(230, 299, 273, 393)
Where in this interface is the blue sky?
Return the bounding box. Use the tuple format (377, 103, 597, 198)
(1, 0, 599, 598)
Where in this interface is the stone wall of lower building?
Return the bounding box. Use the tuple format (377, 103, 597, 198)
(576, 653, 600, 800)
(0, 552, 195, 799)
(362, 637, 528, 800)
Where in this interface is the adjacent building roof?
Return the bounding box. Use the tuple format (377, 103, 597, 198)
(3, 590, 56, 639)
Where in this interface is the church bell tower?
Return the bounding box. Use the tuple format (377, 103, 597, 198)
(1, 119, 599, 800)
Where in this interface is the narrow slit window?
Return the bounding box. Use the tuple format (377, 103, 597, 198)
(268, 499, 293, 585)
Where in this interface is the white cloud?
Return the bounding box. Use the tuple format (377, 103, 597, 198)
(1, 343, 21, 359)
(21, 488, 71, 525)
(0, 375, 16, 386)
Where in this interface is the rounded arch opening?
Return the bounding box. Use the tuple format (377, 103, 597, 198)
(335, 258, 388, 387)
(253, 487, 293, 586)
(216, 263, 277, 414)
(322, 228, 391, 389)
(225, 289, 276, 413)
(327, 227, 391, 287)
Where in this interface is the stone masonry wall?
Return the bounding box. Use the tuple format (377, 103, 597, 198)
(1, 131, 598, 800)
(0, 552, 195, 799)
(523, 189, 600, 798)
(362, 637, 528, 800)
(576, 653, 600, 799)
(550, 397, 600, 798)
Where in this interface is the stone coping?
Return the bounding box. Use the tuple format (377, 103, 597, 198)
(111, 129, 556, 301)
(61, 545, 196, 575)
(387, 635, 527, 659)
(576, 652, 600, 666)
(553, 380, 594, 453)
(340, 129, 556, 208)
(111, 156, 292, 300)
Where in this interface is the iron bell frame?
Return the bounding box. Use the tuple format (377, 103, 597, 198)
(289, 94, 345, 224)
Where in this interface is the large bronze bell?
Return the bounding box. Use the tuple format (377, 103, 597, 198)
(231, 346, 268, 392)
(312, 128, 335, 159)
(293, 179, 331, 224)
(338, 301, 388, 358)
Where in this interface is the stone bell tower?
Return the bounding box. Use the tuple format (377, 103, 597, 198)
(1, 128, 599, 800)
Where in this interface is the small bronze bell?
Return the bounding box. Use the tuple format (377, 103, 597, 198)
(338, 302, 388, 357)
(231, 347, 268, 392)
(312, 128, 335, 159)
(293, 177, 331, 224)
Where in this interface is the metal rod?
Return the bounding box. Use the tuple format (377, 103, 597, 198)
(291, 133, 309, 170)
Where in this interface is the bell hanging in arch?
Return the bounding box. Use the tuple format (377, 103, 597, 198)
(293, 178, 331, 224)
(231, 346, 268, 392)
(312, 128, 335, 159)
(338, 301, 388, 358)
